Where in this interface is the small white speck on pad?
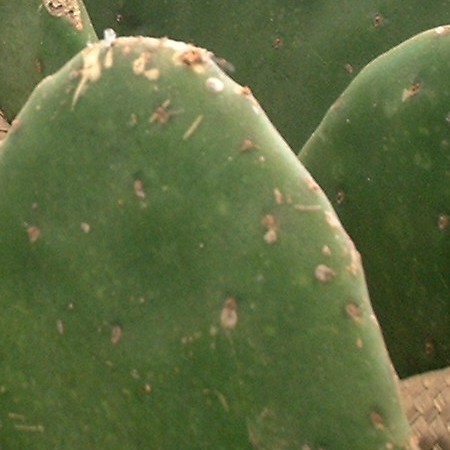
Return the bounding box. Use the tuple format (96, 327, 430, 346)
(206, 77, 224, 93)
(103, 28, 117, 46)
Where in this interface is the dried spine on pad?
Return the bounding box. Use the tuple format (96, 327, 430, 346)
(44, 0, 83, 31)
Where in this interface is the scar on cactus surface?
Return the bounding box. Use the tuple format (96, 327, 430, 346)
(0, 35, 414, 449)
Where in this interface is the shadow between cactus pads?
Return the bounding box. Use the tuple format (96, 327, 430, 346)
(0, 36, 415, 449)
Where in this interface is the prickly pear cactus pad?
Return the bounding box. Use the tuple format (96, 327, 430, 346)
(0, 36, 414, 449)
(0, 0, 97, 120)
(299, 26, 450, 378)
(83, 0, 450, 153)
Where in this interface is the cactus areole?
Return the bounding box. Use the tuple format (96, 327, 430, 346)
(0, 37, 414, 449)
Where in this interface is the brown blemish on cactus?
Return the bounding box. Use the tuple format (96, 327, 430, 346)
(324, 211, 341, 229)
(177, 48, 207, 74)
(437, 213, 450, 231)
(132, 52, 152, 75)
(56, 320, 64, 335)
(336, 190, 345, 205)
(143, 384, 152, 394)
(104, 48, 114, 69)
(346, 241, 362, 276)
(272, 190, 292, 206)
(180, 49, 204, 66)
(241, 86, 253, 96)
(220, 298, 238, 329)
(273, 188, 284, 205)
(305, 177, 320, 192)
(240, 139, 258, 152)
(150, 99, 172, 124)
(145, 68, 160, 81)
(35, 59, 43, 75)
(373, 14, 385, 28)
(133, 180, 146, 199)
(183, 115, 204, 140)
(111, 325, 123, 344)
(435, 25, 450, 36)
(345, 303, 364, 324)
(370, 411, 385, 430)
(44, 0, 83, 31)
(273, 37, 283, 49)
(294, 204, 322, 212)
(344, 63, 354, 75)
(261, 214, 278, 244)
(72, 45, 102, 107)
(322, 245, 332, 256)
(402, 81, 422, 102)
(80, 222, 91, 233)
(315, 264, 336, 283)
(238, 85, 261, 113)
(331, 96, 345, 111)
(27, 225, 41, 243)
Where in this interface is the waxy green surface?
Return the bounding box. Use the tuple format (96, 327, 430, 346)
(85, 0, 450, 152)
(300, 26, 450, 378)
(0, 37, 413, 448)
(0, 0, 97, 120)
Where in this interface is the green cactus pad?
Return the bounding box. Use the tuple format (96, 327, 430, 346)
(0, 36, 414, 449)
(299, 26, 450, 378)
(0, 0, 97, 120)
(84, 0, 450, 153)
